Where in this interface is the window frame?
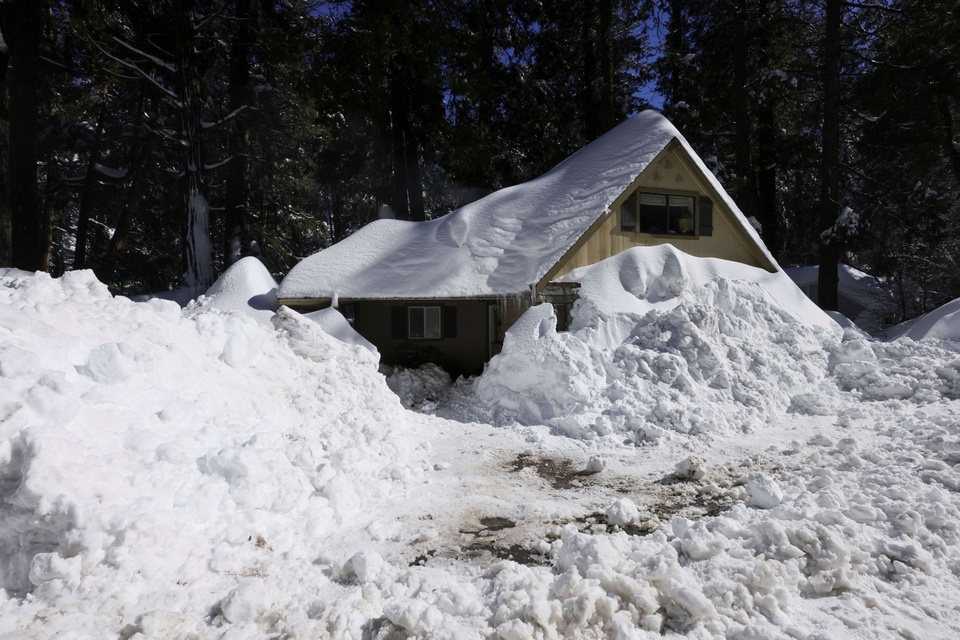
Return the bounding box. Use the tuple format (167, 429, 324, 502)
(407, 305, 442, 340)
(620, 188, 701, 238)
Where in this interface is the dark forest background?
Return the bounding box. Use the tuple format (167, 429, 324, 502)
(0, 0, 957, 319)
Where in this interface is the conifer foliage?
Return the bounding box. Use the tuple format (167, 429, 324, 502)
(0, 0, 956, 319)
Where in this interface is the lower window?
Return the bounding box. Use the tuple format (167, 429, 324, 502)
(408, 306, 441, 339)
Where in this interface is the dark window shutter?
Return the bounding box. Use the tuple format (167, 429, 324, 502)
(443, 306, 457, 338)
(699, 197, 714, 236)
(391, 306, 406, 339)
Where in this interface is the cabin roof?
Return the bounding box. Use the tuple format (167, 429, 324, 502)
(278, 110, 776, 301)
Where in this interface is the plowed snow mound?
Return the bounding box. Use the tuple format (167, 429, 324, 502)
(0, 269, 424, 636)
(477, 246, 927, 439)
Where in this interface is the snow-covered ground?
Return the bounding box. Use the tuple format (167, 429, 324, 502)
(1, 253, 959, 639)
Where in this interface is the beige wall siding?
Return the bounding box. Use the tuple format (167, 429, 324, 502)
(549, 145, 772, 281)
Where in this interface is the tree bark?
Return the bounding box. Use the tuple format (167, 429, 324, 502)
(74, 90, 109, 270)
(174, 0, 214, 293)
(753, 0, 779, 255)
(0, 44, 10, 266)
(817, 0, 843, 311)
(6, 0, 45, 271)
(732, 0, 758, 222)
(224, 0, 256, 266)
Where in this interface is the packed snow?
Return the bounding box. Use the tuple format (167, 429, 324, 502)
(2, 255, 960, 639)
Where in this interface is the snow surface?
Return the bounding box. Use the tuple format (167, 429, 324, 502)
(886, 296, 960, 343)
(3, 259, 960, 639)
(475, 246, 840, 437)
(191, 256, 280, 323)
(279, 111, 777, 300)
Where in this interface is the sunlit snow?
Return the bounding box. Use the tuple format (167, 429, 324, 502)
(1, 256, 959, 639)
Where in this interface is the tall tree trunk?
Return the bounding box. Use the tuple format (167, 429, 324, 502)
(6, 0, 45, 271)
(371, 42, 393, 219)
(597, 0, 614, 133)
(224, 0, 256, 266)
(0, 43, 10, 266)
(753, 0, 779, 254)
(732, 0, 758, 221)
(581, 0, 598, 140)
(817, 0, 843, 311)
(74, 90, 109, 270)
(175, 0, 214, 293)
(40, 158, 58, 273)
(388, 73, 411, 220)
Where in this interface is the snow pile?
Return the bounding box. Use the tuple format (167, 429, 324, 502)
(305, 307, 378, 355)
(0, 268, 424, 637)
(886, 296, 960, 343)
(384, 363, 452, 409)
(831, 337, 960, 401)
(476, 246, 841, 439)
(187, 255, 279, 322)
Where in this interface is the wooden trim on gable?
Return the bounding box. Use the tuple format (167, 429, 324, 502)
(535, 208, 614, 294)
(668, 143, 776, 272)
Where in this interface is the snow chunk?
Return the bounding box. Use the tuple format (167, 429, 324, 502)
(746, 472, 784, 509)
(604, 498, 639, 527)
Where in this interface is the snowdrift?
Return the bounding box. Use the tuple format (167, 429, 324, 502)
(2, 264, 960, 639)
(887, 296, 960, 343)
(0, 268, 424, 636)
(476, 246, 959, 439)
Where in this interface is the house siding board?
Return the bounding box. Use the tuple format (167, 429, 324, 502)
(547, 145, 773, 281)
(355, 299, 490, 376)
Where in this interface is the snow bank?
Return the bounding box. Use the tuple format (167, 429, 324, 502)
(476, 246, 842, 439)
(384, 363, 452, 409)
(0, 269, 425, 637)
(305, 307, 378, 355)
(188, 255, 279, 322)
(887, 296, 960, 343)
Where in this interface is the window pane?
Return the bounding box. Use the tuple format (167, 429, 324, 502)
(424, 307, 441, 339)
(409, 306, 441, 339)
(670, 196, 695, 235)
(639, 193, 668, 233)
(621, 193, 637, 231)
(409, 307, 425, 338)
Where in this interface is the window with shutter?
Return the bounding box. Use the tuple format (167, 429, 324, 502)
(699, 197, 713, 237)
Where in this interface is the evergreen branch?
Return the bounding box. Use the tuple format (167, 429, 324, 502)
(111, 36, 176, 73)
(91, 39, 180, 104)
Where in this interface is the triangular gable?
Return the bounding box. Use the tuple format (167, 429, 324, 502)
(537, 140, 777, 291)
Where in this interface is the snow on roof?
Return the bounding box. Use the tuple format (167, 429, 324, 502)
(886, 296, 960, 342)
(279, 110, 777, 301)
(784, 264, 896, 308)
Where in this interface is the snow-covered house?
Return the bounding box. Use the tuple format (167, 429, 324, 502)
(278, 111, 778, 375)
(785, 264, 911, 334)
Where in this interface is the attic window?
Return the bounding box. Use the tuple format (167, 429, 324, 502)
(408, 306, 441, 339)
(639, 193, 695, 235)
